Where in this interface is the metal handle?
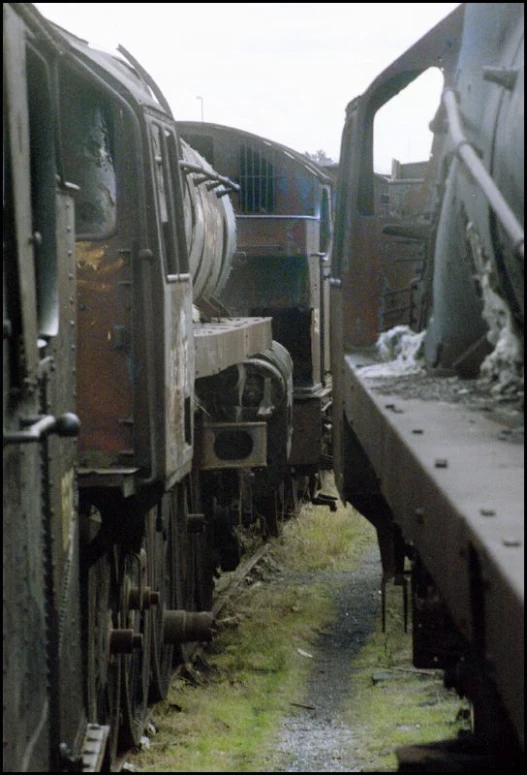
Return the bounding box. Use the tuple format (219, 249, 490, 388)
(4, 412, 81, 444)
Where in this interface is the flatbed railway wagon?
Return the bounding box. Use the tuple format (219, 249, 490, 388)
(330, 3, 523, 770)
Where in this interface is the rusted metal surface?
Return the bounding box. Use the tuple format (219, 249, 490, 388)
(289, 392, 330, 467)
(4, 7, 86, 767)
(331, 4, 523, 764)
(80, 725, 110, 773)
(342, 352, 524, 748)
(177, 121, 332, 218)
(49, 193, 86, 758)
(177, 121, 333, 477)
(331, 5, 464, 350)
(3, 50, 51, 748)
(237, 215, 320, 260)
(222, 231, 322, 318)
(76, 238, 134, 466)
(180, 140, 236, 303)
(164, 274, 194, 487)
(3, 6, 39, 376)
(194, 316, 272, 378)
(77, 468, 140, 497)
(333, 191, 429, 347)
(177, 120, 332, 391)
(163, 611, 214, 644)
(340, 218, 403, 347)
(61, 30, 199, 490)
(198, 421, 268, 470)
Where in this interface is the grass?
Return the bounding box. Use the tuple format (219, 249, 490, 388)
(131, 485, 374, 772)
(343, 582, 471, 772)
(273, 493, 378, 573)
(129, 480, 469, 772)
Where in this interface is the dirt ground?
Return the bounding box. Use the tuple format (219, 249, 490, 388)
(270, 548, 381, 772)
(126, 492, 467, 773)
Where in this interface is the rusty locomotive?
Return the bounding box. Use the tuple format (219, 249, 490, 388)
(3, 3, 332, 771)
(331, 2, 523, 770)
(5, 1, 524, 772)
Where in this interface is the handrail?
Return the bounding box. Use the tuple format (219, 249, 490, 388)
(442, 88, 524, 260)
(179, 162, 240, 194)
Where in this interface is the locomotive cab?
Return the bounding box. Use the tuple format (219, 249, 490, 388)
(177, 122, 334, 483)
(54, 35, 195, 495)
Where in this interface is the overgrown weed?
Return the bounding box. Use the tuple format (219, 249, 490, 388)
(131, 490, 371, 772)
(129, 483, 467, 773)
(345, 582, 471, 772)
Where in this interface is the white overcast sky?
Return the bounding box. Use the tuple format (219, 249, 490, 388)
(34, 2, 461, 172)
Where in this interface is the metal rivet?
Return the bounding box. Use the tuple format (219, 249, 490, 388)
(415, 508, 425, 525)
(502, 537, 521, 548)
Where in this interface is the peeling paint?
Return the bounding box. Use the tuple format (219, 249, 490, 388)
(76, 241, 106, 270)
(76, 241, 125, 276)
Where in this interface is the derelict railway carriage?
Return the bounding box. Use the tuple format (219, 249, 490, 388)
(330, 3, 523, 770)
(177, 121, 335, 510)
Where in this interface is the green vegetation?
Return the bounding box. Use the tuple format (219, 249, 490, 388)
(130, 484, 469, 772)
(345, 582, 471, 772)
(272, 492, 377, 573)
(137, 580, 331, 772)
(132, 493, 374, 772)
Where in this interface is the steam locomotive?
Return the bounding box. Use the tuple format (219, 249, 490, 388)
(3, 3, 332, 770)
(5, 1, 523, 772)
(331, 3, 523, 770)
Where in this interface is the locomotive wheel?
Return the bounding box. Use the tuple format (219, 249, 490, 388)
(147, 501, 176, 703)
(148, 478, 215, 701)
(118, 545, 151, 751)
(173, 480, 217, 661)
(83, 511, 121, 765)
(173, 483, 200, 664)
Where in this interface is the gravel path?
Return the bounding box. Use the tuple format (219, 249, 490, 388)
(272, 548, 381, 772)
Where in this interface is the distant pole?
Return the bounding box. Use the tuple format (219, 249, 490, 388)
(196, 95, 204, 122)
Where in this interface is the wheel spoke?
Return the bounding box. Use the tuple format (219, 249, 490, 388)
(118, 545, 151, 750)
(83, 511, 121, 765)
(147, 504, 175, 702)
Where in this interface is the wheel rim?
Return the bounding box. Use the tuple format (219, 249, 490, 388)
(118, 545, 151, 750)
(148, 503, 175, 702)
(83, 511, 121, 764)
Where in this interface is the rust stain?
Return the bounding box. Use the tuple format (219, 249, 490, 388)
(76, 241, 106, 270)
(77, 278, 113, 293)
(76, 241, 125, 276)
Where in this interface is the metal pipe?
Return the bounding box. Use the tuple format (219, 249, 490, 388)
(443, 88, 524, 259)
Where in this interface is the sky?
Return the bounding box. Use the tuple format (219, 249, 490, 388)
(34, 2, 461, 172)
